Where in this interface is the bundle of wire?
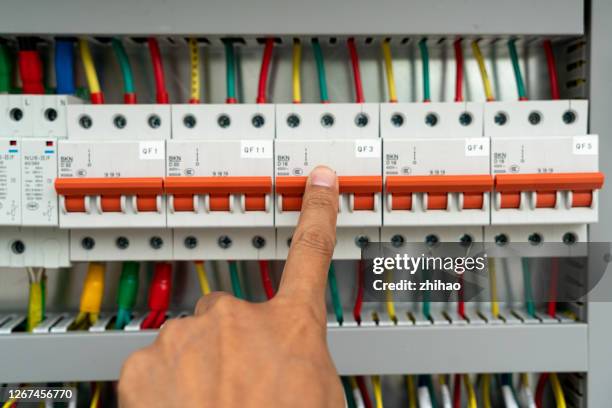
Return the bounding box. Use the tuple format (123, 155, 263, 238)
(26, 267, 45, 332)
(111, 38, 136, 104)
(508, 39, 528, 100)
(55, 38, 76, 95)
(17, 37, 44, 94)
(79, 38, 104, 104)
(141, 263, 172, 329)
(471, 40, 495, 101)
(188, 38, 201, 103)
(147, 37, 169, 104)
(418, 39, 431, 102)
(347, 38, 365, 103)
(115, 262, 139, 330)
(71, 262, 105, 330)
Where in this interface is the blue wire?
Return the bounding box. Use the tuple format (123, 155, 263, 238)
(55, 39, 75, 94)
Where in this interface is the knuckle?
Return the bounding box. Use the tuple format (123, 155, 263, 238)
(292, 226, 335, 257)
(120, 349, 150, 381)
(157, 318, 182, 343)
(302, 189, 336, 212)
(210, 294, 239, 317)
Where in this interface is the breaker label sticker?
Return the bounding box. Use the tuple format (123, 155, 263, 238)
(355, 140, 380, 158)
(572, 136, 597, 155)
(465, 138, 489, 156)
(240, 140, 272, 159)
(139, 141, 164, 160)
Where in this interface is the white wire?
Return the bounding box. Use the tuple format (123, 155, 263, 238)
(353, 387, 365, 408)
(440, 383, 452, 408)
(502, 385, 519, 408)
(418, 386, 433, 408)
(518, 386, 537, 408)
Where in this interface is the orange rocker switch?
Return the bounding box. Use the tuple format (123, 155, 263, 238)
(55, 177, 164, 214)
(385, 175, 493, 211)
(164, 176, 272, 213)
(276, 175, 382, 212)
(494, 172, 605, 210)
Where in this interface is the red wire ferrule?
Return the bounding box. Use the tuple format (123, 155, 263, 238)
(18, 50, 44, 94)
(226, 97, 237, 104)
(148, 263, 172, 311)
(123, 93, 137, 104)
(90, 92, 105, 105)
(189, 98, 200, 104)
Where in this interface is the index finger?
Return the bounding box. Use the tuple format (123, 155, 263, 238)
(276, 166, 339, 309)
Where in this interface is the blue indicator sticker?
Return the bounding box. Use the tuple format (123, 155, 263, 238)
(8, 149, 18, 153)
(44, 150, 55, 154)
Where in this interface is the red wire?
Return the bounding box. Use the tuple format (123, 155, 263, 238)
(355, 376, 373, 408)
(548, 258, 559, 318)
(452, 374, 461, 408)
(140, 310, 159, 330)
(535, 373, 549, 408)
(543, 40, 560, 100)
(347, 38, 365, 103)
(256, 38, 275, 104)
(353, 260, 364, 323)
(258, 260, 275, 300)
(453, 39, 464, 102)
(147, 38, 169, 104)
(18, 50, 45, 94)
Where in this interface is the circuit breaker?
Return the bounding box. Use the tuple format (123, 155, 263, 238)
(380, 102, 488, 244)
(55, 104, 172, 261)
(167, 104, 275, 260)
(275, 103, 381, 259)
(484, 100, 603, 244)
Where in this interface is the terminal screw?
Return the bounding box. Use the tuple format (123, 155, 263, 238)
(355, 235, 370, 249)
(424, 234, 439, 248)
(184, 236, 198, 249)
(218, 235, 232, 249)
(81, 237, 95, 250)
(10, 240, 25, 255)
(116, 236, 130, 250)
(149, 236, 164, 250)
(390, 234, 404, 248)
(252, 235, 266, 249)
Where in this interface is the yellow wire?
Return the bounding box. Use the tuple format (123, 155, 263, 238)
(27, 281, 43, 332)
(78, 38, 101, 94)
(481, 374, 492, 408)
(407, 376, 417, 408)
(2, 399, 15, 408)
(520, 373, 529, 387)
(385, 270, 397, 323)
(471, 40, 494, 101)
(292, 38, 302, 103)
(189, 38, 200, 102)
(381, 39, 398, 103)
(195, 261, 211, 295)
(550, 374, 567, 408)
(462, 374, 477, 408)
(90, 382, 101, 408)
(372, 376, 384, 408)
(488, 258, 499, 318)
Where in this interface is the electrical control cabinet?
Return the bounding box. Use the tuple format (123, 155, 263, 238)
(380, 102, 489, 243)
(274, 103, 381, 259)
(168, 104, 275, 260)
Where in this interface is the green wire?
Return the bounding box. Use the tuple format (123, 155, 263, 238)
(427, 376, 438, 408)
(311, 39, 329, 103)
(223, 40, 236, 101)
(508, 39, 527, 99)
(228, 261, 244, 299)
(522, 258, 536, 318)
(328, 263, 343, 325)
(422, 268, 431, 320)
(0, 43, 11, 93)
(111, 38, 135, 94)
(418, 39, 431, 102)
(341, 377, 357, 408)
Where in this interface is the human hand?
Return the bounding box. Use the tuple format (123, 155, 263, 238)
(118, 166, 344, 408)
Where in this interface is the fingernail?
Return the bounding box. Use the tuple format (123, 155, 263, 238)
(310, 166, 336, 188)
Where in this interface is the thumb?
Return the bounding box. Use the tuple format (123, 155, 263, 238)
(276, 166, 338, 315)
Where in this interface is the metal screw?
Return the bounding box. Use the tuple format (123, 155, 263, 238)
(425, 113, 438, 127)
(217, 114, 231, 128)
(116, 236, 130, 250)
(79, 114, 93, 129)
(320, 113, 335, 128)
(148, 114, 162, 129)
(44, 108, 58, 122)
(391, 113, 404, 127)
(10, 240, 25, 255)
(494, 112, 508, 126)
(113, 114, 127, 129)
(355, 113, 369, 128)
(252, 114, 265, 128)
(218, 235, 232, 249)
(459, 234, 473, 247)
(494, 234, 509, 246)
(184, 236, 198, 249)
(252, 235, 266, 249)
(459, 112, 473, 126)
(563, 232, 577, 245)
(149, 236, 164, 250)
(390, 234, 404, 248)
(355, 235, 370, 249)
(528, 233, 543, 246)
(9, 108, 23, 122)
(183, 114, 197, 129)
(286, 114, 300, 128)
(562, 110, 577, 125)
(425, 234, 439, 247)
(81, 236, 95, 250)
(528, 111, 542, 125)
